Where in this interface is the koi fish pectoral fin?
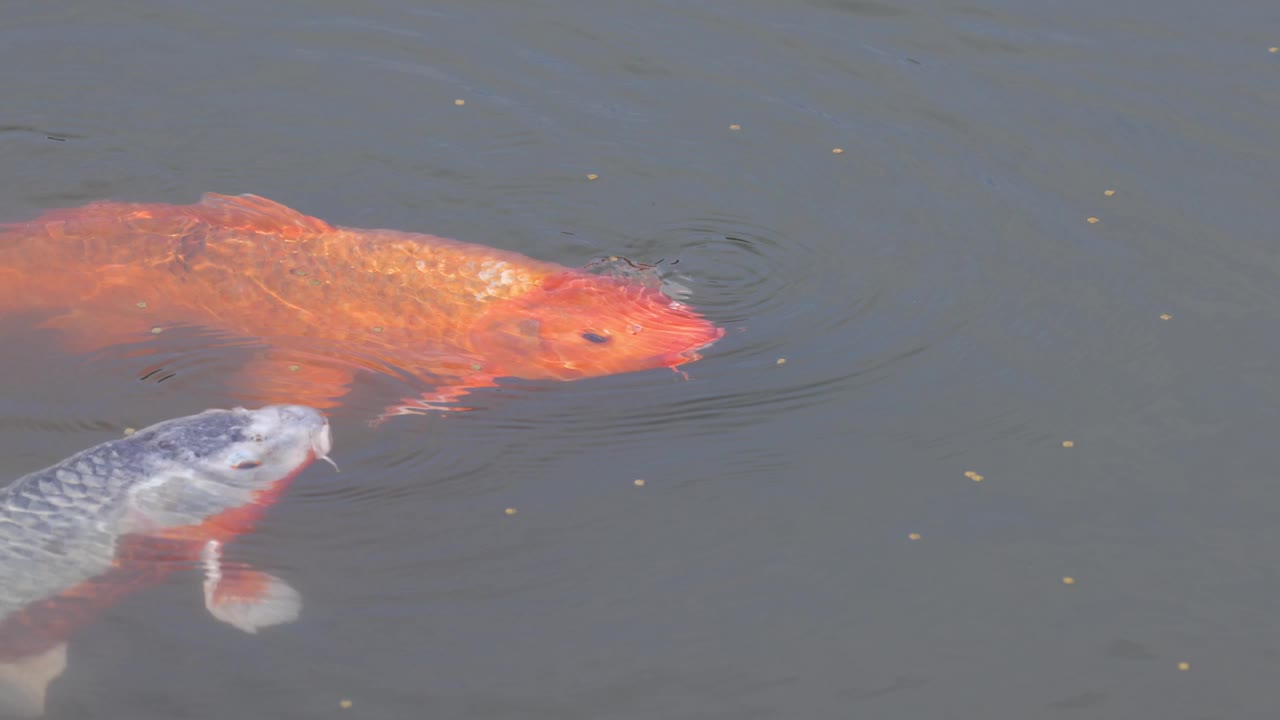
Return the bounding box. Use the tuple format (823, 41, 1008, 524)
(201, 540, 302, 634)
(36, 308, 160, 355)
(228, 354, 355, 410)
(373, 379, 500, 425)
(0, 642, 67, 718)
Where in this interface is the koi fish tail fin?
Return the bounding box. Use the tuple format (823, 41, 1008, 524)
(0, 642, 68, 718)
(202, 540, 302, 634)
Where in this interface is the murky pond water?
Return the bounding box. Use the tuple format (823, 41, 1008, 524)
(3, 0, 1280, 717)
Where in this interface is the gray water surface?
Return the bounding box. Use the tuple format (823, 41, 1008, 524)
(3, 0, 1280, 718)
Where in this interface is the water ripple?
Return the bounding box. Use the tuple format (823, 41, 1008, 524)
(407, 214, 954, 451)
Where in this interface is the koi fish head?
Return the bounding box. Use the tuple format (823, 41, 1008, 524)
(132, 404, 332, 491)
(470, 272, 724, 381)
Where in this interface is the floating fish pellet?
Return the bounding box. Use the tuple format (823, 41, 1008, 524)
(123, 428, 136, 436)
(1160, 314, 1172, 321)
(1177, 661, 1190, 671)
(1087, 216, 1099, 224)
(135, 301, 147, 309)
(1062, 576, 1076, 585)
(586, 173, 600, 181)
(729, 123, 741, 131)
(339, 699, 353, 709)
(504, 507, 518, 516)
(288, 364, 301, 372)
(1062, 440, 1075, 448)
(1270, 47, 1279, 54)
(454, 98, 466, 106)
(1103, 189, 1116, 197)
(150, 327, 163, 334)
(832, 147, 844, 154)
(633, 479, 646, 487)
(775, 358, 787, 366)
(908, 532, 922, 541)
(964, 471, 984, 482)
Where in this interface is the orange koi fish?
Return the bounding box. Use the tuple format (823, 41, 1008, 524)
(0, 194, 723, 418)
(0, 405, 332, 716)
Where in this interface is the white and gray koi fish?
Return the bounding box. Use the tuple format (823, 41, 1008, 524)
(0, 405, 332, 717)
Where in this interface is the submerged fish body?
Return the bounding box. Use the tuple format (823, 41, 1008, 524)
(0, 194, 724, 417)
(0, 405, 331, 717)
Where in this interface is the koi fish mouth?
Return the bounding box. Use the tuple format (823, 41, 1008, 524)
(268, 404, 337, 472)
(652, 315, 725, 369)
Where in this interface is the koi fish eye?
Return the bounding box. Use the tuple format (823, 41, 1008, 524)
(581, 332, 610, 344)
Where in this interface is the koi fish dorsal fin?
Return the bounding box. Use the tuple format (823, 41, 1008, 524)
(0, 642, 67, 718)
(196, 193, 335, 237)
